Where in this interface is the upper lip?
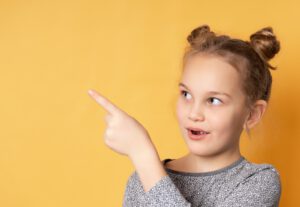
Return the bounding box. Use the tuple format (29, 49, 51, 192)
(186, 127, 210, 133)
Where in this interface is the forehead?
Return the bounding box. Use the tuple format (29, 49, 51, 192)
(180, 55, 243, 95)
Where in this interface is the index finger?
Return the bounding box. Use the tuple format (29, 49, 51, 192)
(88, 89, 122, 115)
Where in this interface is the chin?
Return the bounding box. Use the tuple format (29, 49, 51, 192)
(184, 139, 212, 155)
(188, 146, 214, 156)
(183, 137, 222, 157)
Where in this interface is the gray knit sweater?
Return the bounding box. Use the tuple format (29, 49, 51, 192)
(122, 156, 281, 206)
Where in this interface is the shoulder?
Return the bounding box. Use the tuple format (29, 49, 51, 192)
(220, 160, 282, 205)
(237, 159, 281, 188)
(241, 160, 281, 182)
(236, 160, 281, 200)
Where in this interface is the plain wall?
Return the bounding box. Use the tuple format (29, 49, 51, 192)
(0, 0, 298, 206)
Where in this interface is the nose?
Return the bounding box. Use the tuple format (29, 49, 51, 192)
(188, 104, 205, 122)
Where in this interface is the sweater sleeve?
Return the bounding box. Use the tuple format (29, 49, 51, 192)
(143, 174, 191, 207)
(218, 166, 282, 207)
(122, 171, 191, 207)
(122, 171, 144, 207)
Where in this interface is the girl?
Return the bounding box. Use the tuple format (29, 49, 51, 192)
(88, 24, 281, 206)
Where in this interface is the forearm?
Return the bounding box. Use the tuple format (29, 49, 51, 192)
(129, 148, 168, 193)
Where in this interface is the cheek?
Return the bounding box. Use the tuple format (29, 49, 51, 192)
(176, 100, 187, 123)
(209, 107, 238, 130)
(211, 108, 246, 137)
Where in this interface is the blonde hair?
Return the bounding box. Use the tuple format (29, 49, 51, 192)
(182, 24, 281, 136)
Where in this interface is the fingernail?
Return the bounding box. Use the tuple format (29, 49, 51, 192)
(88, 89, 94, 95)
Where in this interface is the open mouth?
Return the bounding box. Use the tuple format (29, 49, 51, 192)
(186, 128, 210, 140)
(190, 130, 209, 135)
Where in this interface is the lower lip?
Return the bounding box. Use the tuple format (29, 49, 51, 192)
(187, 129, 209, 140)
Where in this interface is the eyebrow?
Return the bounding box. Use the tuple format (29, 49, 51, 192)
(178, 82, 232, 98)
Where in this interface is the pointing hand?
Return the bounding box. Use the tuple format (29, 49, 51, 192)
(87, 89, 156, 158)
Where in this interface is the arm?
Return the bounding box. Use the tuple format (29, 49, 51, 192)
(128, 149, 192, 207)
(129, 149, 168, 192)
(88, 88, 190, 205)
(217, 167, 281, 207)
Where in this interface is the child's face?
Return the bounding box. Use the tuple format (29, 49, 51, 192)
(176, 54, 249, 157)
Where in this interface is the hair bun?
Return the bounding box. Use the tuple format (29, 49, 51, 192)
(187, 24, 216, 47)
(250, 27, 280, 63)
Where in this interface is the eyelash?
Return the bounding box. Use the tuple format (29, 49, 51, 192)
(180, 90, 222, 104)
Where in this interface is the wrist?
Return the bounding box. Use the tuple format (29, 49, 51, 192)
(129, 146, 159, 164)
(128, 136, 158, 162)
(129, 148, 167, 192)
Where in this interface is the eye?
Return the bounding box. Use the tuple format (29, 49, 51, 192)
(208, 97, 222, 105)
(180, 90, 192, 100)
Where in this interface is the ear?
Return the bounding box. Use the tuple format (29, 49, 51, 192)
(243, 100, 268, 130)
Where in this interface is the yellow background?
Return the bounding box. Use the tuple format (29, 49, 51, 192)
(0, 0, 298, 206)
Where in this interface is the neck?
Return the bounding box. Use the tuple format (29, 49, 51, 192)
(183, 148, 242, 173)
